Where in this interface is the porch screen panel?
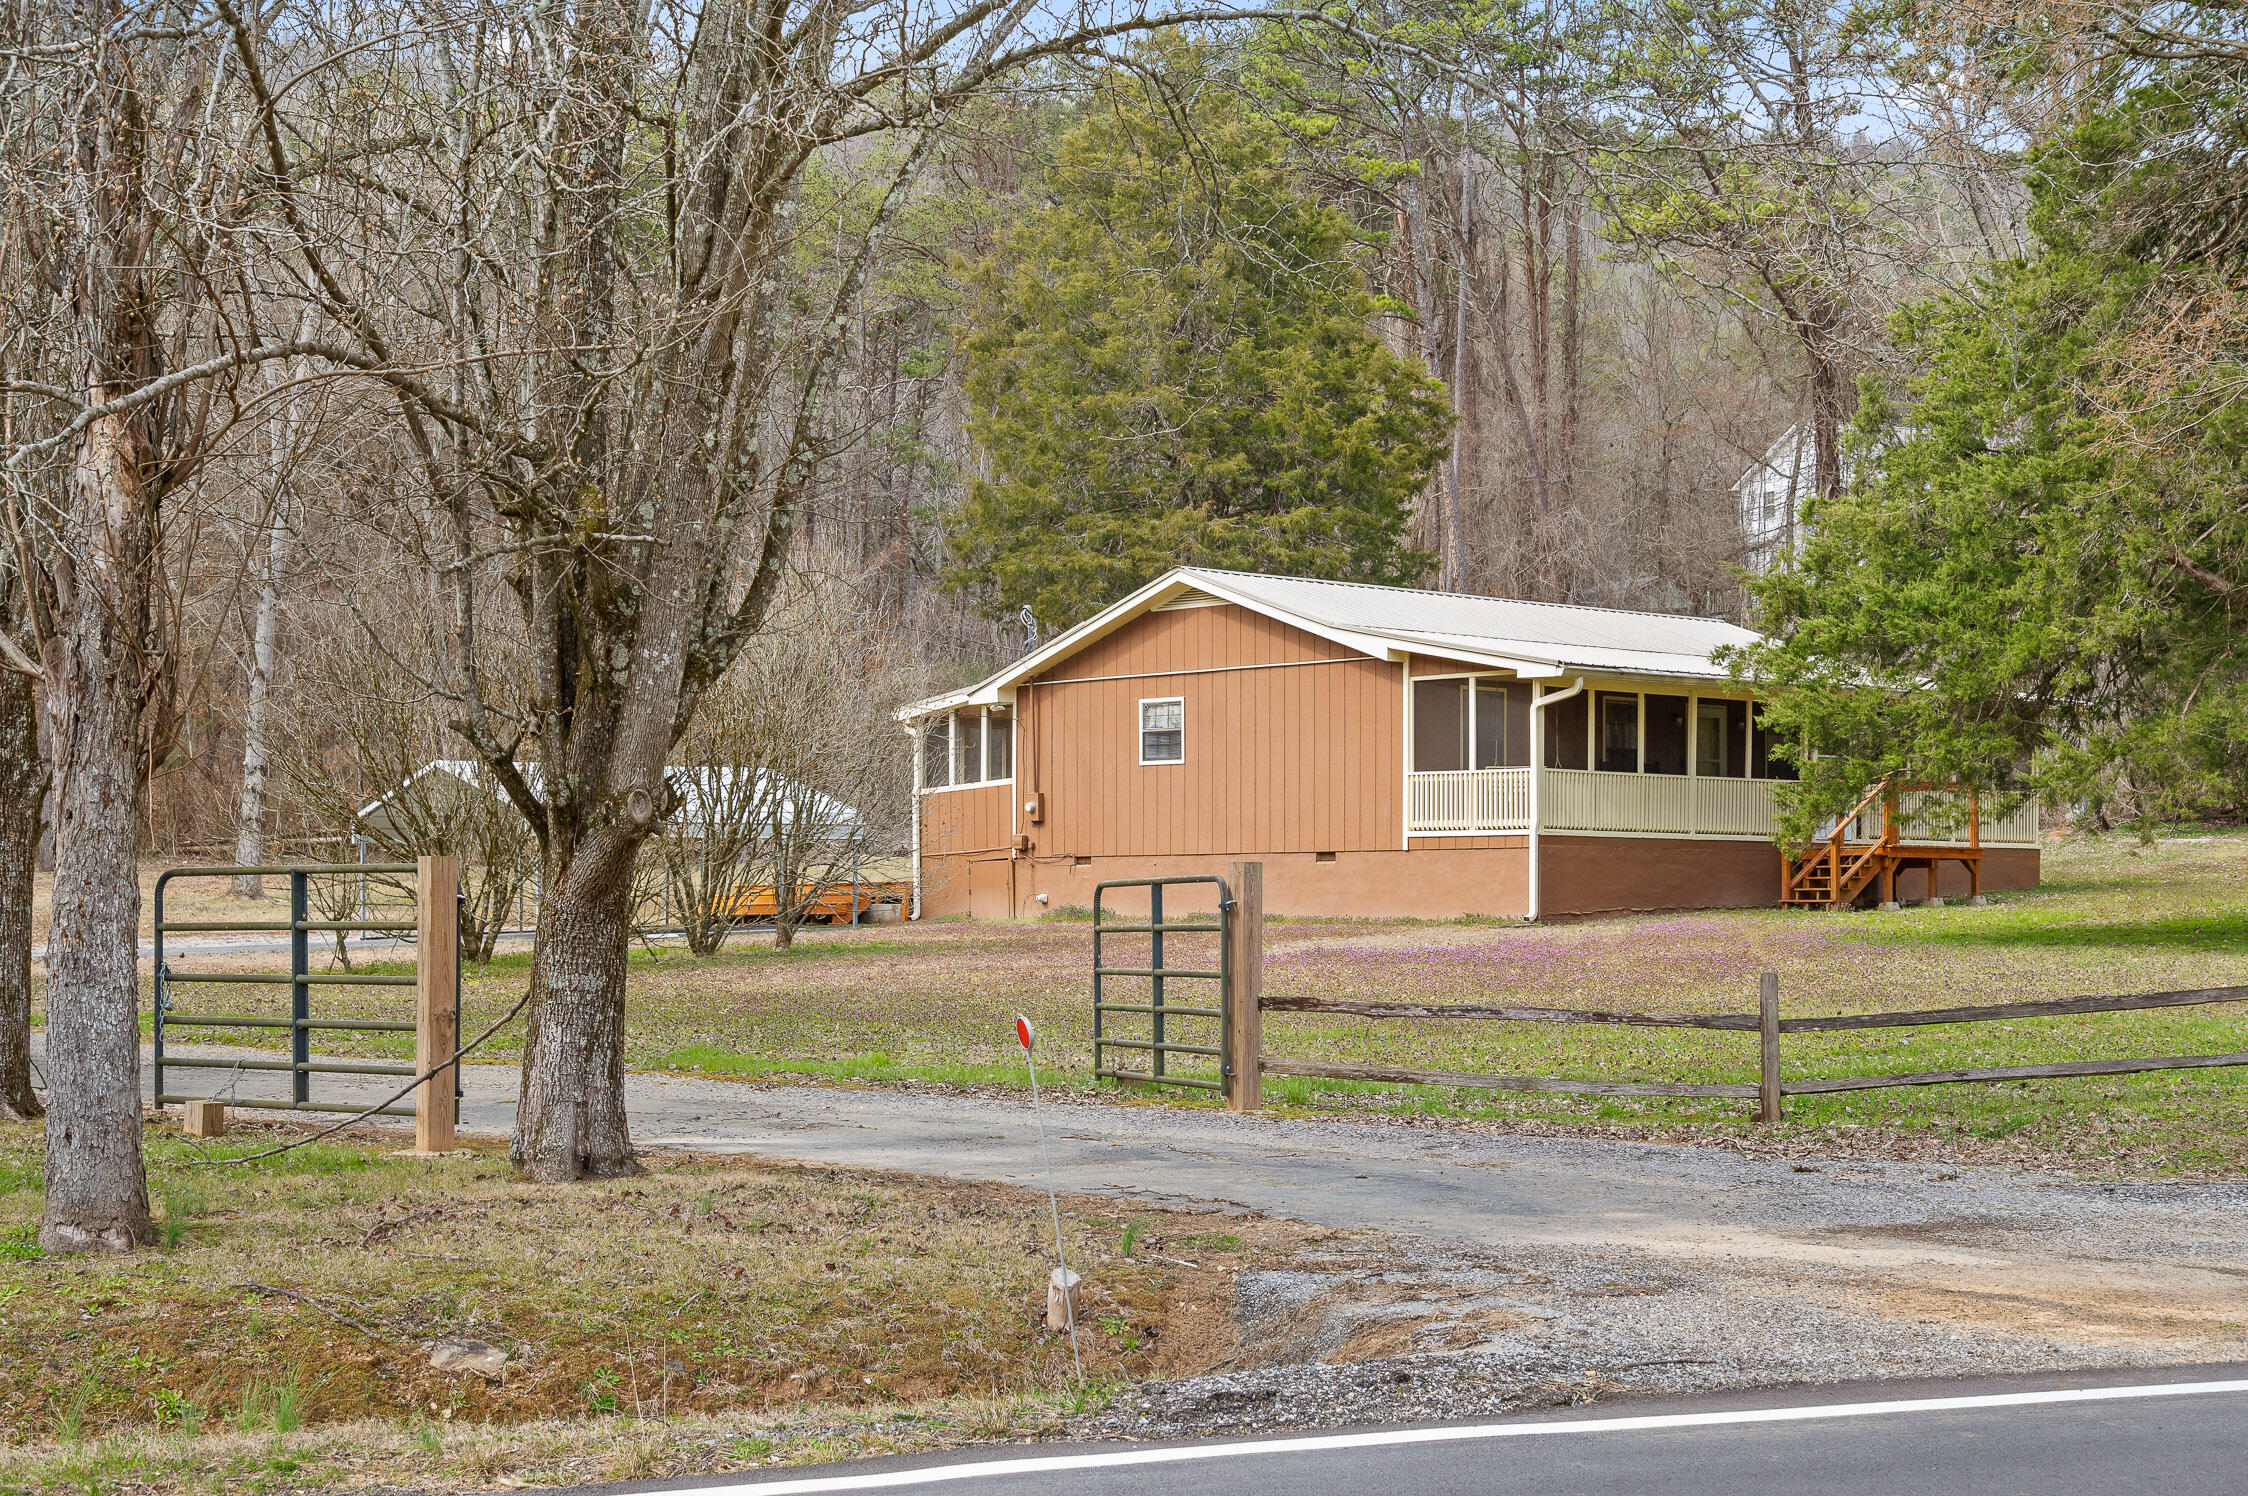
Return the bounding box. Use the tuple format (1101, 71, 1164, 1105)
(1542, 690, 1588, 770)
(1595, 692, 1640, 774)
(1473, 679, 1507, 769)
(1413, 679, 1468, 771)
(956, 708, 983, 783)
(1697, 699, 1748, 778)
(923, 714, 951, 788)
(1503, 684, 1532, 767)
(986, 708, 1013, 779)
(1644, 694, 1688, 776)
(1752, 704, 1800, 781)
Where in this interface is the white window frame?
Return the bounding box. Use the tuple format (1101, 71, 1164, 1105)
(1138, 696, 1186, 766)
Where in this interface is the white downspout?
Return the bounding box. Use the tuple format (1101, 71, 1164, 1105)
(1527, 678, 1586, 922)
(907, 719, 924, 921)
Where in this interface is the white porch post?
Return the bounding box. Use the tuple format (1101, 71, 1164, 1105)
(1528, 751, 1541, 921)
(1528, 678, 1586, 922)
(1687, 691, 1699, 836)
(1399, 657, 1413, 847)
(907, 719, 924, 920)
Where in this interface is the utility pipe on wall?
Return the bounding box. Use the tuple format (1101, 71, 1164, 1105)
(1526, 677, 1586, 922)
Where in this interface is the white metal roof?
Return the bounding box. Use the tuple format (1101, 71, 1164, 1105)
(898, 568, 1761, 721)
(357, 760, 860, 838)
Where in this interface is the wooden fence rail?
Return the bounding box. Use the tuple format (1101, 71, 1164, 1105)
(1259, 983, 2248, 1034)
(1257, 1057, 1757, 1100)
(1196, 864, 2248, 1119)
(1260, 995, 1758, 1030)
(1248, 967, 2248, 1119)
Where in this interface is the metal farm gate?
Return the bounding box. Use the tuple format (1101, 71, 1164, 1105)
(1091, 875, 1234, 1095)
(151, 859, 461, 1143)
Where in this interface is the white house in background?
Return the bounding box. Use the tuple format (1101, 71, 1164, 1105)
(1736, 423, 1812, 574)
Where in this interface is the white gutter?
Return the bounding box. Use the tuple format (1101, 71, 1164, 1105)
(906, 721, 923, 920)
(1526, 678, 1586, 922)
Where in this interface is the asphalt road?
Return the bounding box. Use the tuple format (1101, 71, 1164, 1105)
(606, 1369, 2248, 1495)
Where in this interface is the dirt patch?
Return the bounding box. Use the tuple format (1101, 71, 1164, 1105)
(1796, 1216, 2046, 1249)
(1827, 1268, 2248, 1346)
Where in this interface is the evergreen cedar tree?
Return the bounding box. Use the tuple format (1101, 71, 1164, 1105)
(1734, 93, 2248, 837)
(950, 44, 1453, 633)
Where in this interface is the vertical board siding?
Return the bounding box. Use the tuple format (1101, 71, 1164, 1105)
(917, 782, 1017, 916)
(1024, 604, 1400, 857)
(919, 783, 1013, 857)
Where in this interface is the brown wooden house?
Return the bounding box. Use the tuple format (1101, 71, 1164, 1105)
(899, 569, 2040, 920)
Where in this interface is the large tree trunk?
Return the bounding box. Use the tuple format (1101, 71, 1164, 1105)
(0, 662, 43, 1123)
(511, 827, 638, 1181)
(1805, 331, 1849, 503)
(37, 0, 163, 1252)
(41, 411, 154, 1252)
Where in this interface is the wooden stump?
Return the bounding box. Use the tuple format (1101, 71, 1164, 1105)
(1046, 1267, 1080, 1329)
(182, 1100, 226, 1138)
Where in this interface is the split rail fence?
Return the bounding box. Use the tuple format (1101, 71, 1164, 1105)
(1130, 862, 2248, 1119)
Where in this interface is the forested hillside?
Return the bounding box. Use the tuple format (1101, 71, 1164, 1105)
(0, 0, 2033, 858)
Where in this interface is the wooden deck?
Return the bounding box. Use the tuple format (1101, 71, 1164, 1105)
(1781, 781, 1987, 910)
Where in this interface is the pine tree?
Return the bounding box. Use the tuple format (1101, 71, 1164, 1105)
(951, 42, 1451, 631)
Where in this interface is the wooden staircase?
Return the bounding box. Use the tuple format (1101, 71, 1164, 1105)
(1780, 779, 1985, 911)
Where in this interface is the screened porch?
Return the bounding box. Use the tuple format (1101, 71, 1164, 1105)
(1401, 673, 2038, 845)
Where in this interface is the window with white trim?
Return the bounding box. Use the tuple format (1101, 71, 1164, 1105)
(1139, 697, 1184, 764)
(954, 708, 983, 784)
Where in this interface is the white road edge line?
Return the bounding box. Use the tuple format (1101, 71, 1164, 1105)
(674, 1379, 2248, 1494)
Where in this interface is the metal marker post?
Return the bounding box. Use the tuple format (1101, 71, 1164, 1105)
(1015, 1015, 1083, 1386)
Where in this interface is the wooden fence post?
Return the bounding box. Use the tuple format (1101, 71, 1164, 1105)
(416, 855, 460, 1152)
(1226, 861, 1263, 1114)
(1758, 971, 1782, 1125)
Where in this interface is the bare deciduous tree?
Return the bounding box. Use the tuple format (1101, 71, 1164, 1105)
(0, 586, 41, 1123)
(12, 0, 220, 1251)
(329, 0, 1283, 1181)
(278, 627, 536, 966)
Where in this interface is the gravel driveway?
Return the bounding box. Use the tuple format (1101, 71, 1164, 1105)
(111, 1042, 2248, 1436)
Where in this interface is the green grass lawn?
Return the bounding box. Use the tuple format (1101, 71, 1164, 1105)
(120, 826, 2248, 1175)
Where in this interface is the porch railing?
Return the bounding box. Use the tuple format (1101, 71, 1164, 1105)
(1406, 768, 2039, 845)
(1405, 767, 1532, 832)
